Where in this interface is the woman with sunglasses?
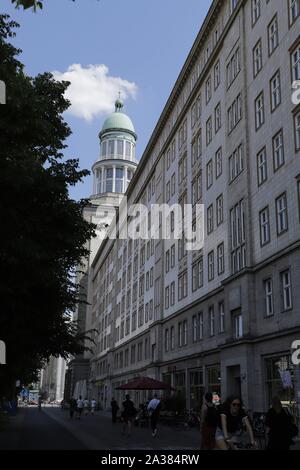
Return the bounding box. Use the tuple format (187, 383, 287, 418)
(215, 395, 256, 450)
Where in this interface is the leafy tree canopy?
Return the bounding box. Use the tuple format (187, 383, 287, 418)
(0, 14, 95, 396)
(11, 0, 77, 11)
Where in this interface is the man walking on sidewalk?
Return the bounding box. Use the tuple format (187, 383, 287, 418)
(147, 394, 161, 437)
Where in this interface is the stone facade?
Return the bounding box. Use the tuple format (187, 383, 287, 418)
(85, 0, 300, 414)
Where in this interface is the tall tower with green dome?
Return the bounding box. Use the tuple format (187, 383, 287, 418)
(92, 98, 138, 198)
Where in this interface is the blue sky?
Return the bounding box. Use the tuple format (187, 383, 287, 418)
(3, 0, 212, 200)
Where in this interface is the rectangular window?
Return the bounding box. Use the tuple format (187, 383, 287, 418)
(216, 194, 223, 226)
(206, 160, 213, 189)
(183, 320, 188, 346)
(281, 270, 292, 310)
(166, 148, 171, 170)
(170, 244, 175, 268)
(178, 323, 183, 347)
(255, 92, 265, 130)
(170, 281, 175, 306)
(130, 345, 136, 364)
(264, 278, 274, 316)
(219, 302, 225, 333)
(138, 306, 144, 327)
(276, 193, 288, 234)
(291, 44, 300, 81)
(192, 257, 203, 291)
(253, 39, 263, 77)
(170, 326, 175, 350)
(179, 156, 187, 183)
(214, 60, 220, 89)
(206, 117, 212, 146)
(228, 94, 242, 134)
(165, 250, 170, 273)
(270, 70, 281, 112)
(227, 47, 241, 87)
(268, 15, 279, 56)
(257, 147, 268, 186)
(171, 173, 176, 195)
(215, 103, 222, 133)
(273, 130, 285, 170)
(165, 286, 170, 309)
(208, 251, 214, 281)
(178, 121, 187, 150)
(192, 131, 202, 165)
(215, 147, 222, 179)
(209, 306, 215, 336)
(164, 329, 169, 352)
(205, 76, 212, 104)
(149, 300, 153, 320)
(178, 272, 188, 301)
(192, 315, 198, 342)
(207, 204, 214, 235)
(229, 143, 244, 182)
(166, 181, 171, 202)
(199, 312, 204, 340)
(191, 94, 201, 128)
(230, 200, 246, 274)
(295, 111, 300, 151)
(251, 0, 261, 26)
(289, 0, 300, 25)
(259, 206, 270, 246)
(217, 242, 225, 275)
(234, 313, 243, 339)
(230, 0, 238, 14)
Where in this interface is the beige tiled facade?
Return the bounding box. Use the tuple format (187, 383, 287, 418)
(84, 0, 300, 414)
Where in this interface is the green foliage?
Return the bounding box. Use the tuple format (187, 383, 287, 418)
(11, 0, 44, 10)
(11, 0, 78, 11)
(0, 14, 96, 396)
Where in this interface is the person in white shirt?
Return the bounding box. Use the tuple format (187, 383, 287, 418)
(91, 399, 97, 415)
(76, 396, 84, 419)
(83, 398, 89, 416)
(147, 394, 161, 437)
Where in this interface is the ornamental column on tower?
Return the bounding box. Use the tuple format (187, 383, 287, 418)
(92, 97, 138, 200)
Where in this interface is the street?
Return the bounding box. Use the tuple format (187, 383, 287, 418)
(0, 406, 201, 450)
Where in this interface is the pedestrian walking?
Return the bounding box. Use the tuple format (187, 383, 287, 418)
(265, 396, 298, 450)
(38, 397, 43, 412)
(76, 396, 84, 419)
(121, 395, 136, 436)
(91, 398, 97, 415)
(111, 397, 119, 423)
(147, 394, 161, 437)
(83, 398, 89, 416)
(69, 397, 77, 419)
(199, 392, 218, 449)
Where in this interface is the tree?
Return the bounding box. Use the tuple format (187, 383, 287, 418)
(0, 14, 95, 397)
(11, 0, 76, 11)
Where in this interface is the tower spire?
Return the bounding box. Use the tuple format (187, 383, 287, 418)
(115, 92, 124, 112)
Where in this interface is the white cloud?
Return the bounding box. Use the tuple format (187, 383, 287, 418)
(52, 64, 138, 121)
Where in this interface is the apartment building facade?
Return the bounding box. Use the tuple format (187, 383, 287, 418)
(85, 0, 300, 414)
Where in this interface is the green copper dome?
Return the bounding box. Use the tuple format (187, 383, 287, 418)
(99, 99, 137, 139)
